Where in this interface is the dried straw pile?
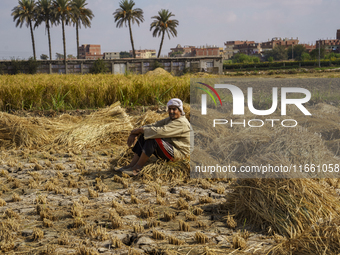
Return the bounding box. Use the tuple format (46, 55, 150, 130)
(225, 178, 340, 237)
(145, 68, 171, 76)
(138, 158, 190, 182)
(271, 217, 340, 255)
(53, 102, 132, 149)
(0, 102, 133, 150)
(0, 101, 189, 154)
(0, 112, 51, 149)
(133, 110, 167, 127)
(133, 103, 190, 127)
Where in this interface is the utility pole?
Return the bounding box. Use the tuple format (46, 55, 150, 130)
(292, 42, 294, 60)
(318, 39, 321, 68)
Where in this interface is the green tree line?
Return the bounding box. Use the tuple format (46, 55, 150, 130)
(264, 45, 339, 62)
(227, 45, 340, 65)
(11, 0, 179, 61)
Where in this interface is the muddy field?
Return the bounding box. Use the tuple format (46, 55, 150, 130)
(0, 146, 276, 255)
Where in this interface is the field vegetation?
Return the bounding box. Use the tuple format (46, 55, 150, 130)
(0, 73, 190, 111)
(2, 70, 340, 112)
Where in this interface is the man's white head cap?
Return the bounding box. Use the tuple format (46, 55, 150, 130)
(166, 98, 185, 116)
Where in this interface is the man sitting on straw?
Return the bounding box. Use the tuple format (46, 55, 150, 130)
(117, 98, 191, 176)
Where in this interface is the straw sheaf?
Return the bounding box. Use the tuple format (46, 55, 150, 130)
(138, 158, 190, 182)
(133, 103, 190, 128)
(225, 178, 340, 238)
(0, 102, 133, 150)
(133, 111, 168, 128)
(271, 217, 340, 255)
(53, 102, 133, 149)
(0, 112, 50, 148)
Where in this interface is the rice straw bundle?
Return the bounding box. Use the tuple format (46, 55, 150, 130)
(139, 158, 190, 182)
(53, 102, 133, 149)
(225, 178, 340, 237)
(0, 112, 50, 149)
(133, 110, 167, 127)
(271, 217, 340, 255)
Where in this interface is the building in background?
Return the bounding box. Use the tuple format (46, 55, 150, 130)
(224, 41, 256, 59)
(300, 44, 316, 53)
(168, 44, 196, 57)
(315, 30, 340, 52)
(129, 49, 156, 58)
(195, 45, 224, 57)
(78, 44, 103, 60)
(234, 42, 262, 56)
(103, 52, 120, 59)
(261, 37, 299, 52)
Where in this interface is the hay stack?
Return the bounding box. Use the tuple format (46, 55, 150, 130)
(133, 104, 190, 127)
(133, 110, 167, 127)
(225, 178, 340, 237)
(0, 112, 51, 149)
(183, 103, 190, 121)
(271, 217, 340, 254)
(145, 68, 171, 76)
(139, 158, 190, 182)
(53, 102, 133, 149)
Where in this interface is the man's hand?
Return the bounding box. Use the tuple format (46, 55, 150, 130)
(127, 134, 137, 147)
(130, 128, 144, 135)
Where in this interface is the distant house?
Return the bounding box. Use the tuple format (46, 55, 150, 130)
(103, 52, 120, 59)
(194, 45, 224, 59)
(261, 37, 299, 52)
(314, 29, 340, 53)
(300, 44, 316, 53)
(78, 44, 103, 60)
(168, 44, 196, 57)
(224, 41, 256, 59)
(316, 39, 340, 52)
(129, 49, 156, 58)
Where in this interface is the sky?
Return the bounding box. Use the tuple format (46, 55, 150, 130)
(1, 0, 340, 60)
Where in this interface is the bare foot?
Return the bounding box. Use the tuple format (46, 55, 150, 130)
(116, 165, 132, 171)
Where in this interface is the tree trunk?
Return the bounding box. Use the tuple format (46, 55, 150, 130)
(29, 19, 36, 60)
(62, 18, 66, 65)
(128, 19, 135, 58)
(157, 31, 165, 58)
(76, 22, 79, 59)
(47, 22, 52, 60)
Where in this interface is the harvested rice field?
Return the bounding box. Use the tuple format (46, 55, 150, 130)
(0, 74, 340, 254)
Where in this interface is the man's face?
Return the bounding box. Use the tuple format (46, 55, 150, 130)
(168, 106, 181, 120)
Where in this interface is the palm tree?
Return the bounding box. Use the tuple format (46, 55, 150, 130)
(113, 0, 144, 58)
(35, 0, 55, 60)
(11, 0, 37, 60)
(70, 0, 94, 59)
(150, 9, 179, 58)
(53, 0, 72, 63)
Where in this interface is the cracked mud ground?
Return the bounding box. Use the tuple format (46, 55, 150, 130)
(0, 146, 275, 255)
